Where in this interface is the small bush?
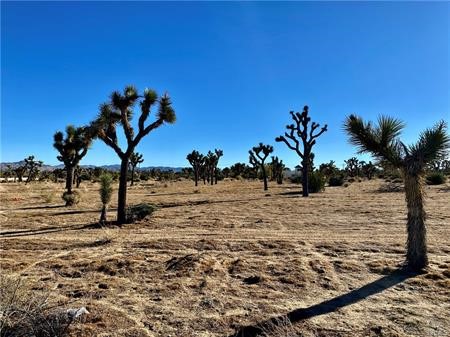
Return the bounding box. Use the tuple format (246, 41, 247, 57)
(328, 175, 344, 187)
(426, 172, 446, 185)
(126, 203, 157, 223)
(61, 191, 80, 206)
(308, 171, 325, 193)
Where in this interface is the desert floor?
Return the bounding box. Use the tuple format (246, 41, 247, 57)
(0, 179, 449, 337)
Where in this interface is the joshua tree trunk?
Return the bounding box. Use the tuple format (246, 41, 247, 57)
(210, 168, 214, 186)
(262, 166, 268, 191)
(403, 171, 428, 270)
(194, 169, 198, 186)
(66, 166, 74, 194)
(117, 158, 129, 224)
(301, 156, 309, 197)
(100, 204, 107, 223)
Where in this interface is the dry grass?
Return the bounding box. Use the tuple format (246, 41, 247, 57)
(0, 179, 449, 336)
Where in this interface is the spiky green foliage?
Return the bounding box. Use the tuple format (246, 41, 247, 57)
(249, 143, 273, 191)
(276, 105, 328, 197)
(91, 86, 176, 224)
(344, 115, 450, 271)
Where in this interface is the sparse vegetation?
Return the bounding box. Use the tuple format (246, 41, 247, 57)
(426, 172, 446, 185)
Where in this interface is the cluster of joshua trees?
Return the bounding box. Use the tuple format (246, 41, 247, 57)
(186, 149, 223, 186)
(45, 83, 450, 271)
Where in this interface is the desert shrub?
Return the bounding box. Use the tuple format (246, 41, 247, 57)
(347, 177, 356, 183)
(426, 172, 446, 185)
(125, 203, 157, 223)
(289, 174, 302, 184)
(328, 175, 344, 187)
(308, 171, 325, 193)
(0, 275, 85, 337)
(61, 191, 80, 206)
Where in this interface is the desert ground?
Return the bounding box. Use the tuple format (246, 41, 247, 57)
(0, 179, 449, 336)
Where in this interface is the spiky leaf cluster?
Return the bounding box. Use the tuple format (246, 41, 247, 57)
(53, 125, 92, 167)
(344, 115, 450, 175)
(91, 86, 176, 159)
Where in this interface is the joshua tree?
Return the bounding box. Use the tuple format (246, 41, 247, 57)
(53, 125, 92, 205)
(91, 85, 176, 224)
(344, 115, 449, 271)
(24, 156, 43, 184)
(187, 150, 204, 186)
(213, 149, 223, 184)
(271, 156, 285, 184)
(319, 160, 339, 179)
(13, 165, 26, 183)
(99, 173, 113, 224)
(249, 143, 273, 190)
(204, 151, 216, 185)
(344, 157, 360, 177)
(276, 105, 327, 197)
(361, 161, 377, 179)
(129, 152, 144, 186)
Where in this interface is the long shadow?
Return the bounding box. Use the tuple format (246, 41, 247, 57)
(157, 196, 275, 209)
(0, 204, 66, 211)
(0, 222, 101, 238)
(230, 268, 419, 337)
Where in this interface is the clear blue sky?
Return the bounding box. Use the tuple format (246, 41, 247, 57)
(1, 1, 448, 169)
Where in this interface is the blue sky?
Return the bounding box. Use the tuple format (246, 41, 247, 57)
(1, 1, 448, 169)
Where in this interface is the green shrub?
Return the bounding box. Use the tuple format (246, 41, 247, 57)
(62, 191, 80, 206)
(308, 171, 325, 193)
(426, 172, 446, 185)
(126, 203, 157, 223)
(328, 175, 344, 187)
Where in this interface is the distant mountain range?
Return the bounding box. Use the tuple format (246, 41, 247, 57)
(0, 161, 185, 172)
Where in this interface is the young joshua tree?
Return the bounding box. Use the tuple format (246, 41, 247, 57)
(129, 152, 144, 186)
(186, 150, 204, 186)
(249, 143, 273, 191)
(99, 173, 113, 224)
(24, 156, 43, 184)
(276, 105, 327, 197)
(91, 85, 175, 224)
(344, 115, 449, 271)
(53, 125, 92, 205)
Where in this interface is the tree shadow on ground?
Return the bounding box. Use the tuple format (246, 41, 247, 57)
(229, 268, 419, 337)
(0, 204, 66, 211)
(0, 222, 104, 238)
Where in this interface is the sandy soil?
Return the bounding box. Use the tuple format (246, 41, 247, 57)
(0, 179, 449, 337)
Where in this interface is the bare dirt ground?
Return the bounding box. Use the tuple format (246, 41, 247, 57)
(1, 179, 449, 337)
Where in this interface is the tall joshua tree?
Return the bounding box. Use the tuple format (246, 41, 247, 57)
(53, 125, 92, 205)
(92, 85, 176, 224)
(344, 115, 449, 271)
(249, 143, 273, 191)
(129, 152, 144, 186)
(187, 150, 204, 186)
(276, 105, 327, 197)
